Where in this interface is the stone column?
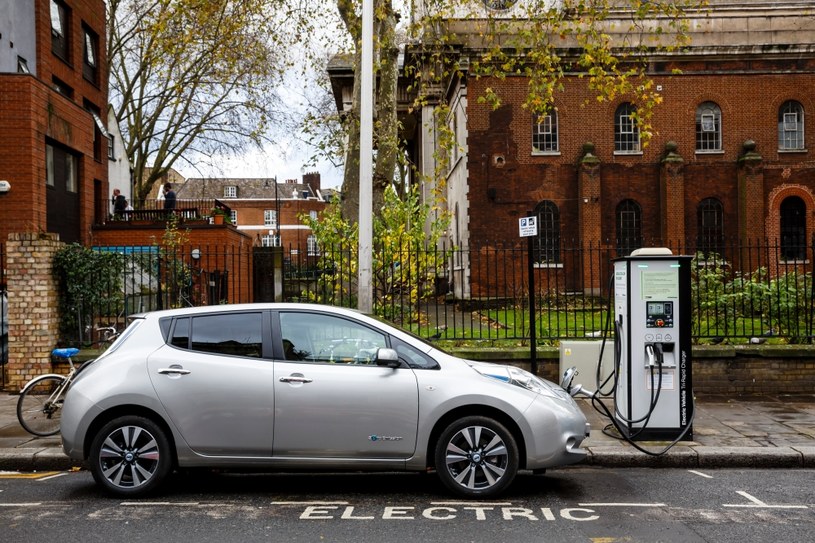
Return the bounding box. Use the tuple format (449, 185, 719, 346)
(660, 141, 686, 244)
(737, 140, 765, 271)
(5, 233, 62, 391)
(578, 143, 602, 295)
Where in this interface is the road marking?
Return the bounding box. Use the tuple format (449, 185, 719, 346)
(271, 501, 349, 505)
(688, 470, 713, 479)
(430, 501, 513, 506)
(723, 491, 808, 509)
(0, 471, 60, 479)
(0, 502, 43, 507)
(37, 472, 68, 482)
(578, 503, 665, 507)
(121, 502, 200, 506)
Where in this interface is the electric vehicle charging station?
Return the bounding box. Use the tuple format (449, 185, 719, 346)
(613, 248, 694, 441)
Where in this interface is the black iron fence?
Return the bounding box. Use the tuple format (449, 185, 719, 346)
(0, 239, 813, 350)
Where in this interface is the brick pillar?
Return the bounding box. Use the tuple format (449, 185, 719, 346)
(660, 141, 686, 244)
(5, 233, 62, 391)
(737, 140, 765, 270)
(578, 142, 602, 295)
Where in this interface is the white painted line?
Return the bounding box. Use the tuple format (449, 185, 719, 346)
(37, 472, 68, 482)
(688, 470, 713, 479)
(121, 502, 200, 506)
(431, 501, 513, 506)
(578, 503, 666, 507)
(271, 501, 349, 505)
(723, 491, 808, 509)
(0, 502, 43, 507)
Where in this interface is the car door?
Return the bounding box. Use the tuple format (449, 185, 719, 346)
(273, 311, 419, 459)
(147, 311, 275, 457)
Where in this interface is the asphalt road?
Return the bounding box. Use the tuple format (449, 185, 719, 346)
(1, 467, 813, 542)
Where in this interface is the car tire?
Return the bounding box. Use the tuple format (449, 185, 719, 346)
(89, 415, 173, 497)
(434, 415, 518, 498)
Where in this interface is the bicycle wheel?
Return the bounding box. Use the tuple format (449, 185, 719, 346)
(17, 375, 67, 436)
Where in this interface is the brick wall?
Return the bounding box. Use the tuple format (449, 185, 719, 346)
(4, 233, 62, 391)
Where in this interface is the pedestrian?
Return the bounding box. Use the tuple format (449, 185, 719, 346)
(112, 188, 127, 218)
(163, 183, 177, 210)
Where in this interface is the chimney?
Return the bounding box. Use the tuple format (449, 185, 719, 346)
(303, 172, 321, 194)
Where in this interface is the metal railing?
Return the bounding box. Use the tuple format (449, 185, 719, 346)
(1, 239, 813, 348)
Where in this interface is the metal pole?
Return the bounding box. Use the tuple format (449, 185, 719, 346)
(528, 234, 537, 375)
(358, 0, 374, 313)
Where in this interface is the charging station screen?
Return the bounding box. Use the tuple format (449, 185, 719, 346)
(640, 270, 679, 299)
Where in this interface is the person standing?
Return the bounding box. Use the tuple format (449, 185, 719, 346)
(112, 188, 127, 218)
(163, 183, 177, 210)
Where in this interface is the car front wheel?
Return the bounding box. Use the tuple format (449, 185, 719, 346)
(434, 416, 518, 498)
(89, 415, 172, 497)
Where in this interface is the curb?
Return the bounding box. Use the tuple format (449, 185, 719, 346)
(2, 446, 815, 473)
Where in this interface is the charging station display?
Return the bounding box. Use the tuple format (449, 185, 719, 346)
(613, 250, 694, 441)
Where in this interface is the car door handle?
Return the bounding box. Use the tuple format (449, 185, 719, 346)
(158, 367, 191, 375)
(279, 376, 312, 384)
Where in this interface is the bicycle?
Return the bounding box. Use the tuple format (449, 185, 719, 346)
(16, 348, 81, 436)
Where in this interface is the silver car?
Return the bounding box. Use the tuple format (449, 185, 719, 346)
(61, 303, 589, 498)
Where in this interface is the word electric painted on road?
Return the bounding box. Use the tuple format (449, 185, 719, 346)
(271, 501, 600, 522)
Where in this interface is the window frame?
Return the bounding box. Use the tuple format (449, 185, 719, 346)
(264, 209, 277, 228)
(697, 198, 724, 256)
(533, 200, 561, 265)
(50, 0, 69, 62)
(224, 186, 237, 198)
(532, 112, 559, 154)
(778, 100, 805, 152)
(82, 26, 99, 85)
(695, 102, 723, 153)
(614, 103, 641, 154)
(616, 199, 643, 257)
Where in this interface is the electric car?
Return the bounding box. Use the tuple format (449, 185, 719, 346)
(61, 303, 589, 498)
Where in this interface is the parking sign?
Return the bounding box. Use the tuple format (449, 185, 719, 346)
(519, 216, 538, 237)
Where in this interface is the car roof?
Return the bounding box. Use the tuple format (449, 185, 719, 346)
(136, 303, 364, 320)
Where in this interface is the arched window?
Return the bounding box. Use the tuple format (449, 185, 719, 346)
(616, 199, 642, 256)
(778, 100, 805, 151)
(696, 102, 722, 152)
(697, 198, 724, 255)
(534, 200, 560, 263)
(532, 111, 559, 153)
(614, 103, 640, 153)
(780, 196, 806, 261)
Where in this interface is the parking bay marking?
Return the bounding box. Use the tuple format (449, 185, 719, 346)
(723, 491, 808, 509)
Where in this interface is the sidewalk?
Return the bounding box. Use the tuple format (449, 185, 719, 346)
(2, 392, 815, 471)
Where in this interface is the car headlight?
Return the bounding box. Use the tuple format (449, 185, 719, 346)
(474, 364, 569, 399)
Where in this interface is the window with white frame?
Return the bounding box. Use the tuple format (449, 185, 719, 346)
(532, 112, 558, 153)
(224, 186, 237, 198)
(309, 210, 318, 221)
(778, 100, 805, 151)
(264, 209, 277, 228)
(230, 210, 238, 225)
(307, 235, 319, 256)
(614, 103, 640, 153)
(696, 102, 722, 152)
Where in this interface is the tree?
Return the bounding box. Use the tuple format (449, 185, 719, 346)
(107, 0, 319, 201)
(335, 0, 403, 222)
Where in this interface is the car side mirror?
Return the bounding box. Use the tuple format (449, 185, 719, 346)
(375, 348, 401, 368)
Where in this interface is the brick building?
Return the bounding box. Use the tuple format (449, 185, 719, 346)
(0, 0, 109, 245)
(177, 173, 329, 255)
(330, 1, 815, 298)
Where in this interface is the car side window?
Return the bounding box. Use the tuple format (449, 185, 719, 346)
(178, 312, 263, 358)
(390, 336, 440, 370)
(279, 312, 387, 365)
(170, 317, 190, 348)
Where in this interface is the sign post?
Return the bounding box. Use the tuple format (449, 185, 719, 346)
(519, 216, 538, 375)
